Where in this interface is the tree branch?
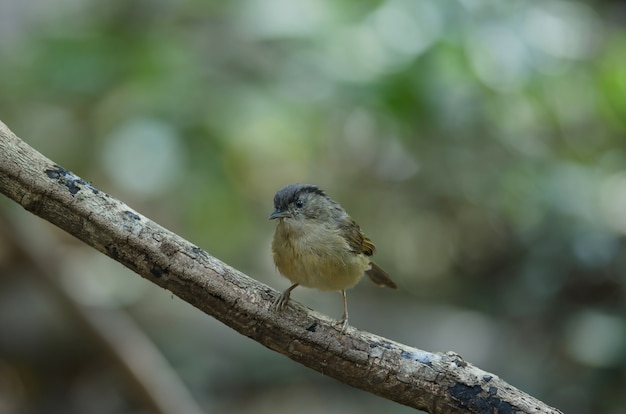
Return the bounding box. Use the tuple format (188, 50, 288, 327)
(0, 120, 562, 414)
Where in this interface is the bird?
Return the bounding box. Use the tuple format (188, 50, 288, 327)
(269, 183, 397, 332)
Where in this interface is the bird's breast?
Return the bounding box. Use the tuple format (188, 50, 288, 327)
(271, 220, 370, 291)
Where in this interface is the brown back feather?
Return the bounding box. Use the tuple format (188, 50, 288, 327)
(339, 218, 376, 256)
(339, 218, 398, 289)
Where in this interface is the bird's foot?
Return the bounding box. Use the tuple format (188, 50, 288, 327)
(333, 316, 349, 334)
(273, 290, 291, 311)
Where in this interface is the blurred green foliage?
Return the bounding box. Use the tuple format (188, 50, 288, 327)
(1, 0, 625, 413)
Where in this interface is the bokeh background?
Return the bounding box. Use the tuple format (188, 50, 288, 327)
(1, 0, 625, 413)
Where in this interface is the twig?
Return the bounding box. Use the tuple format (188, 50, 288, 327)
(0, 120, 562, 413)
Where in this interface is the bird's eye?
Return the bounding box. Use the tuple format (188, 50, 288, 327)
(295, 199, 304, 208)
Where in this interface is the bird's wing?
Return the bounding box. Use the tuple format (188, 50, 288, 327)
(339, 217, 398, 289)
(339, 217, 376, 256)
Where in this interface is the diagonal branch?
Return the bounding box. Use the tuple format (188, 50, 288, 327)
(0, 120, 562, 414)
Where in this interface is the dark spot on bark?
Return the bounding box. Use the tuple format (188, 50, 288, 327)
(306, 321, 318, 332)
(210, 292, 226, 303)
(400, 350, 435, 366)
(124, 210, 141, 220)
(483, 375, 493, 382)
(44, 165, 100, 195)
(191, 246, 207, 257)
(106, 244, 119, 259)
(261, 288, 275, 301)
(449, 384, 516, 414)
(151, 266, 167, 278)
(69, 183, 82, 194)
(370, 340, 394, 350)
(45, 168, 61, 179)
(450, 384, 481, 401)
(451, 355, 467, 368)
(104, 245, 138, 270)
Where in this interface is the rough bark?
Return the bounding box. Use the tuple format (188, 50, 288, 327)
(0, 120, 562, 414)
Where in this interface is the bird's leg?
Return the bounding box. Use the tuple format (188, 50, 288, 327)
(333, 289, 349, 333)
(273, 283, 299, 311)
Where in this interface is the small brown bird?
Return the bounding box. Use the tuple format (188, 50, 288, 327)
(269, 183, 397, 332)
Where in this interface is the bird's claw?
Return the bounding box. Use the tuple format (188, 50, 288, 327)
(333, 316, 349, 334)
(273, 291, 290, 311)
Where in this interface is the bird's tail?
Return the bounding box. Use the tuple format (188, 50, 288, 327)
(365, 262, 397, 289)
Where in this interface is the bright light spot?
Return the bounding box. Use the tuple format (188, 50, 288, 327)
(491, 94, 549, 157)
(238, 0, 331, 38)
(466, 24, 532, 92)
(102, 118, 185, 198)
(524, 1, 602, 60)
(324, 0, 442, 82)
(542, 162, 597, 221)
(572, 230, 618, 268)
(600, 172, 626, 233)
(371, 0, 442, 58)
(325, 24, 390, 82)
(565, 311, 625, 367)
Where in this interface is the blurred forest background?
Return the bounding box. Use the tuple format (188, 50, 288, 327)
(1, 0, 625, 413)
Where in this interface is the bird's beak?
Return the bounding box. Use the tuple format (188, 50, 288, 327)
(269, 209, 290, 220)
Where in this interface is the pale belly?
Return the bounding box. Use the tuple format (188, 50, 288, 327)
(272, 222, 371, 291)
